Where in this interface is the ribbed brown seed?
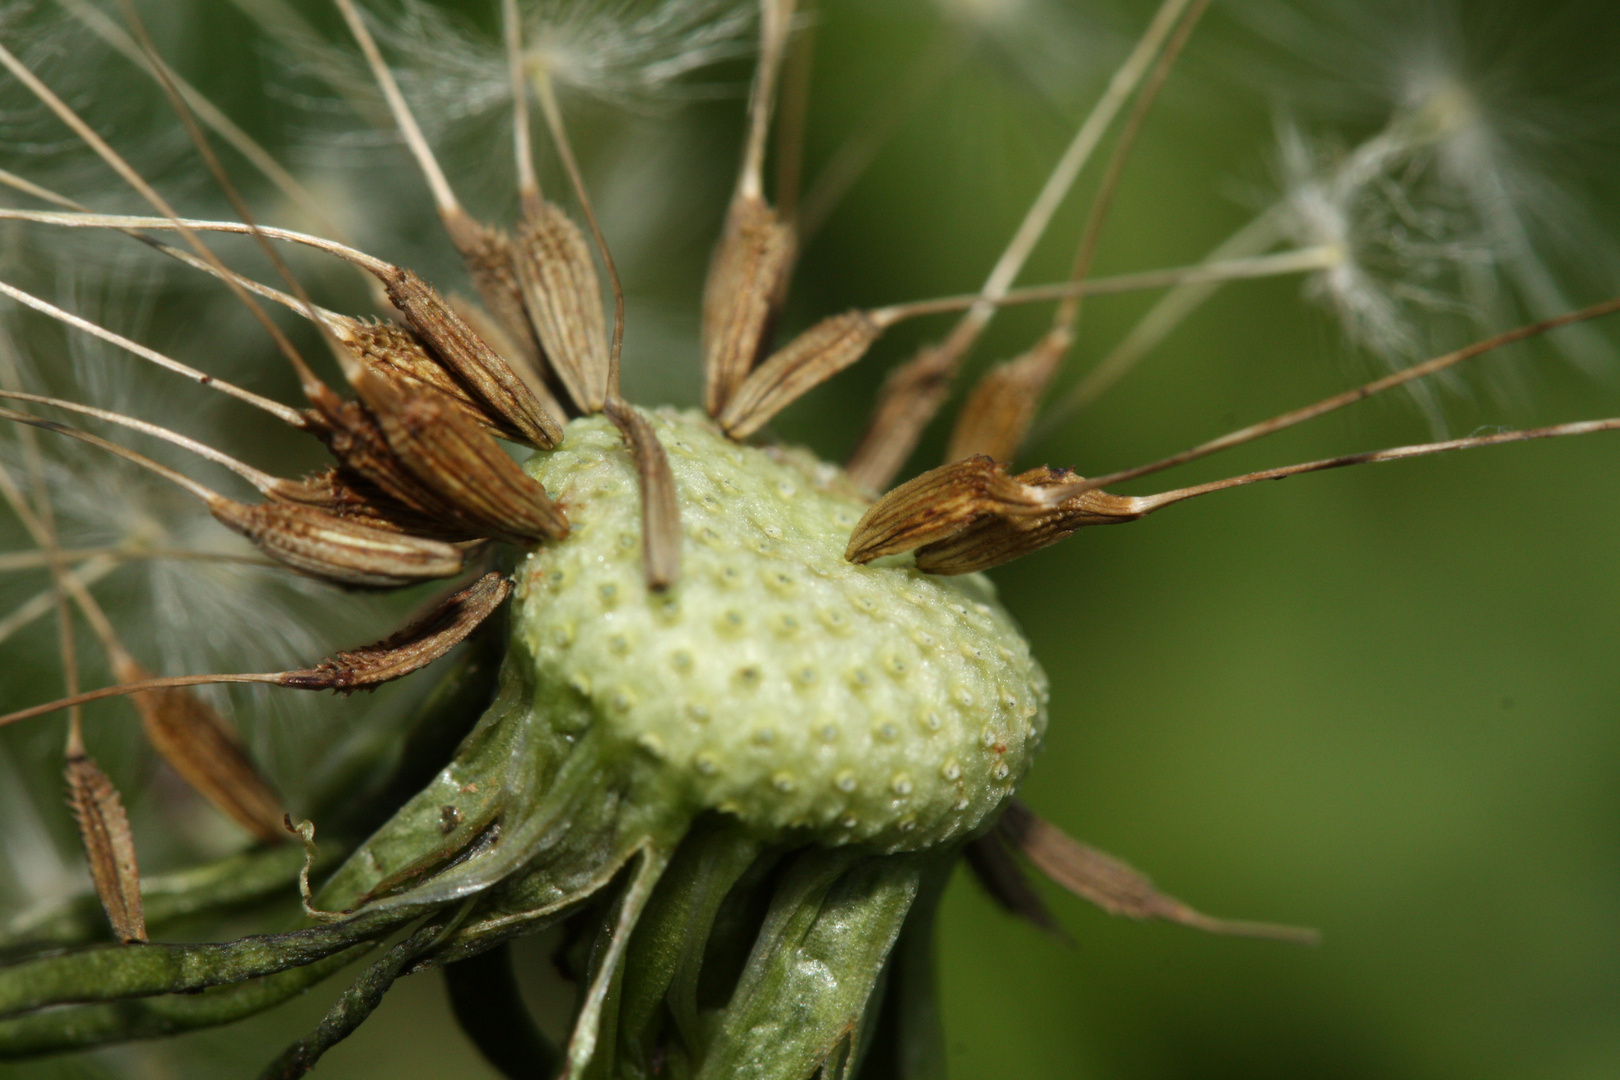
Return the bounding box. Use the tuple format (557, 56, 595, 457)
(301, 400, 476, 531)
(354, 369, 568, 546)
(447, 219, 545, 368)
(844, 343, 956, 494)
(271, 465, 454, 539)
(380, 265, 563, 448)
(328, 316, 510, 439)
(913, 466, 1148, 575)
(447, 292, 572, 424)
(278, 572, 511, 692)
(65, 754, 145, 943)
(844, 456, 1048, 564)
(110, 654, 285, 844)
(701, 193, 797, 416)
(513, 202, 610, 414)
(947, 329, 1070, 465)
(605, 399, 682, 589)
(718, 310, 881, 438)
(207, 498, 467, 588)
(846, 458, 1149, 574)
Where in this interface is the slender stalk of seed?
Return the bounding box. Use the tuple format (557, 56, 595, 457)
(1048, 295, 1620, 501)
(0, 425, 88, 847)
(902, 415, 1620, 575)
(950, 0, 1212, 464)
(54, 0, 351, 246)
(1029, 208, 1289, 443)
(773, 13, 816, 225)
(0, 547, 273, 572)
(0, 342, 84, 755)
(330, 0, 461, 222)
(998, 802, 1318, 943)
(0, 573, 512, 727)
(1127, 416, 1620, 511)
(0, 39, 331, 402)
(716, 247, 1340, 438)
(701, 0, 799, 415)
(0, 406, 467, 586)
(0, 277, 306, 426)
(0, 208, 394, 273)
(844, 0, 1198, 490)
(0, 558, 119, 648)
(502, 0, 540, 206)
(743, 0, 797, 206)
(0, 205, 1335, 317)
(0, 389, 293, 493)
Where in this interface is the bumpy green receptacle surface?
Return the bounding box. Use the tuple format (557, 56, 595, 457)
(515, 409, 1047, 852)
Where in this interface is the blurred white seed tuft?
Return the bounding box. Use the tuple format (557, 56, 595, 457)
(1242, 0, 1620, 415)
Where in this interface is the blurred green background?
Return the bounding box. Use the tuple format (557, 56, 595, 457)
(5, 0, 1620, 1077)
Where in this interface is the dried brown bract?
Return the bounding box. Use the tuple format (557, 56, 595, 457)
(280, 572, 512, 692)
(997, 801, 1318, 943)
(605, 399, 682, 590)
